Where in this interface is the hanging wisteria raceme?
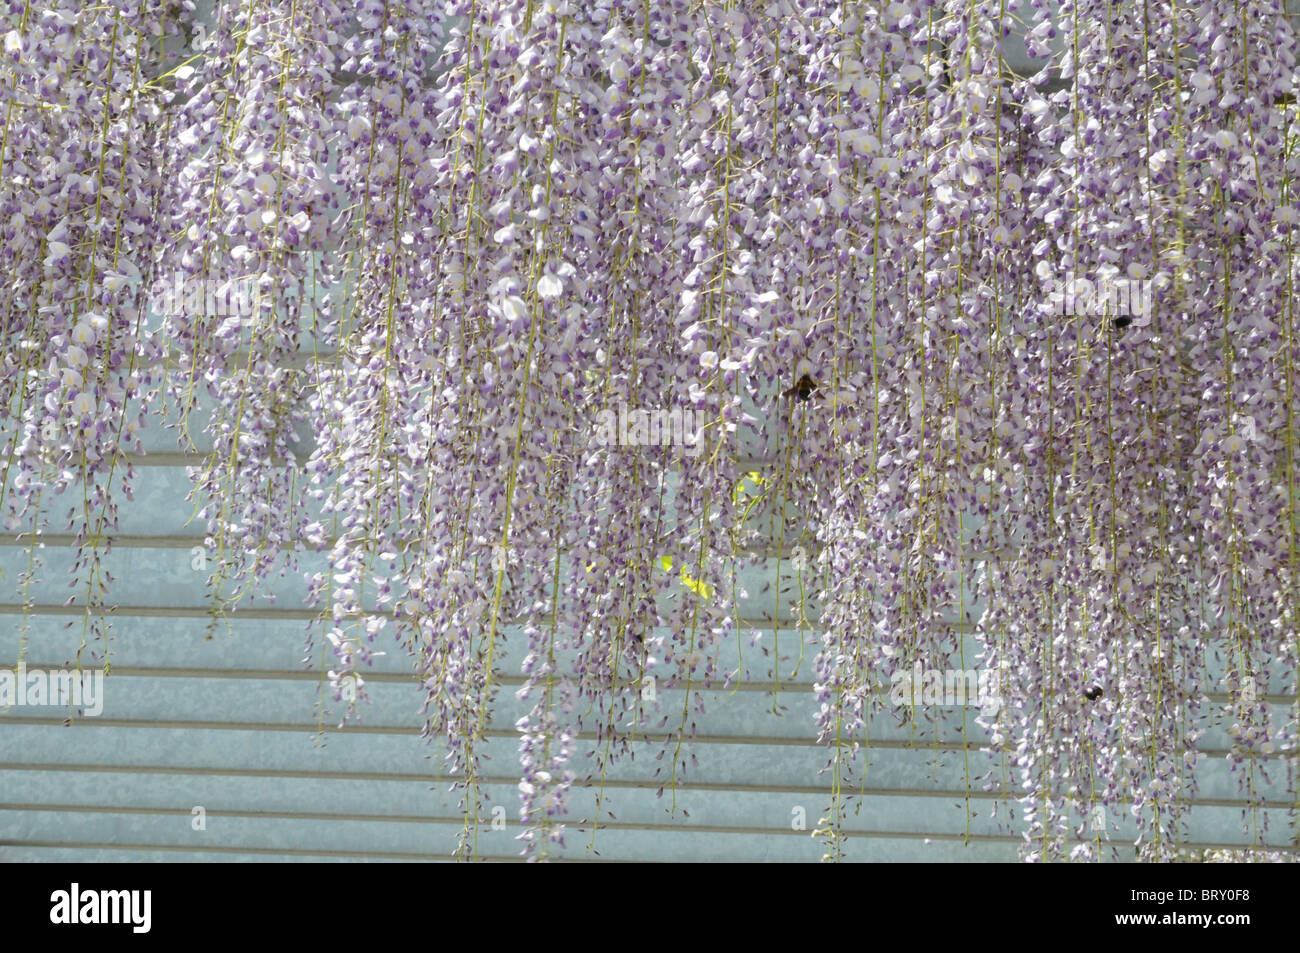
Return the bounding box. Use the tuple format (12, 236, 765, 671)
(3, 0, 1299, 861)
(158, 0, 341, 617)
(0, 0, 178, 665)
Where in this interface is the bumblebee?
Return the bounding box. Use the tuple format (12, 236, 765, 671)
(783, 374, 818, 402)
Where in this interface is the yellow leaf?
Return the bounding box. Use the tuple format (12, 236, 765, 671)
(679, 568, 713, 599)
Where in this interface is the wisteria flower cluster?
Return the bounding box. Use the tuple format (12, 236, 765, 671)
(3, 0, 1299, 861)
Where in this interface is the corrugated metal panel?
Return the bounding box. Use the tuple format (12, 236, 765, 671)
(2, 433, 1295, 861)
